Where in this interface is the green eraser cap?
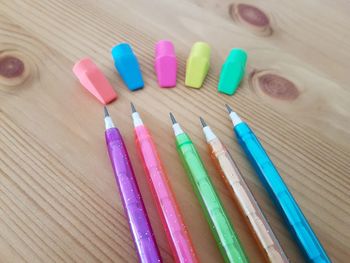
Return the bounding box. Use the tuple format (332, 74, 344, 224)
(185, 42, 211, 88)
(218, 48, 247, 95)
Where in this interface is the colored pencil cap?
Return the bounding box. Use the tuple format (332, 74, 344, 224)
(185, 42, 211, 89)
(218, 48, 247, 95)
(111, 43, 144, 91)
(73, 58, 117, 105)
(155, 40, 177, 88)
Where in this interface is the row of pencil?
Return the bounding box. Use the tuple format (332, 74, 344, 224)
(103, 104, 330, 263)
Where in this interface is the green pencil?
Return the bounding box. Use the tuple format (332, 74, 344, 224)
(169, 113, 249, 263)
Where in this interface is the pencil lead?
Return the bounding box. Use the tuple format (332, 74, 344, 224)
(104, 106, 110, 117)
(169, 112, 177, 124)
(225, 104, 233, 113)
(170, 112, 185, 135)
(131, 102, 136, 113)
(199, 117, 207, 127)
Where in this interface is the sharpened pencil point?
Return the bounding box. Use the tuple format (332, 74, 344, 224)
(131, 102, 136, 113)
(225, 104, 233, 113)
(199, 117, 207, 127)
(104, 106, 109, 117)
(169, 112, 177, 124)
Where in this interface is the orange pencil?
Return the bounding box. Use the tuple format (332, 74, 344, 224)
(199, 117, 288, 263)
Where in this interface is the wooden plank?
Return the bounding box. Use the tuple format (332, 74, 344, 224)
(0, 0, 349, 262)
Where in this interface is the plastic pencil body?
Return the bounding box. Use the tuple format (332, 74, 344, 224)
(170, 115, 249, 263)
(202, 122, 288, 263)
(104, 110, 161, 263)
(226, 106, 330, 263)
(132, 108, 198, 263)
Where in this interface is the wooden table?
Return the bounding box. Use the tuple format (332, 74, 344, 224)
(1, 0, 349, 262)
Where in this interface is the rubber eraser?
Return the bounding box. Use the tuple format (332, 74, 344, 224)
(218, 48, 247, 95)
(185, 42, 211, 89)
(73, 58, 117, 104)
(155, 40, 177, 87)
(111, 43, 144, 91)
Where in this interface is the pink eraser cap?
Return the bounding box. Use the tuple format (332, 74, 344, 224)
(73, 58, 117, 104)
(155, 40, 177, 88)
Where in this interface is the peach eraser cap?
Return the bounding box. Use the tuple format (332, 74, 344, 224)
(73, 58, 117, 104)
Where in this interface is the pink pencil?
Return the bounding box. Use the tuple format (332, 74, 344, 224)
(131, 103, 198, 263)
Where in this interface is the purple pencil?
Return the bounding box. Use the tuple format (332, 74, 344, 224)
(103, 107, 161, 263)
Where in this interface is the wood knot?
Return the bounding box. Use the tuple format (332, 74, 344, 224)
(229, 3, 273, 36)
(0, 50, 31, 88)
(250, 71, 299, 100)
(0, 56, 24, 78)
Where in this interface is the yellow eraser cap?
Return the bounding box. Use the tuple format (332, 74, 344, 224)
(185, 42, 211, 88)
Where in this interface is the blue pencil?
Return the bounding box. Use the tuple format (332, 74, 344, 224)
(225, 104, 330, 263)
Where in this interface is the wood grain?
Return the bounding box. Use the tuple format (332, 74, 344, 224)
(0, 0, 349, 262)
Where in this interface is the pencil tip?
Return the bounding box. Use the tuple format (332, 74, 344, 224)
(104, 106, 109, 117)
(130, 102, 136, 113)
(199, 117, 207, 127)
(225, 104, 233, 113)
(169, 112, 177, 124)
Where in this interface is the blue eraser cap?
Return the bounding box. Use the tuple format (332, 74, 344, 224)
(111, 43, 144, 91)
